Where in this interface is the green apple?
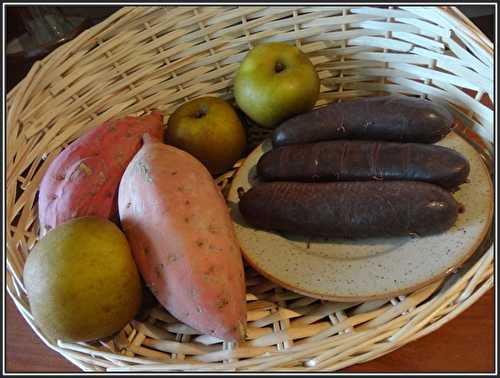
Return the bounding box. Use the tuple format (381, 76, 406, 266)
(165, 97, 247, 175)
(234, 42, 320, 129)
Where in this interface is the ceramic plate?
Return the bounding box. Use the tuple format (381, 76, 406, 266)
(227, 132, 493, 301)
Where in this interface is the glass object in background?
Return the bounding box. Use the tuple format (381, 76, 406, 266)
(8, 6, 88, 59)
(6, 6, 89, 92)
(18, 6, 76, 45)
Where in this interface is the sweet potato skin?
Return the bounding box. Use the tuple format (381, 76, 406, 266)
(257, 140, 470, 189)
(38, 112, 163, 235)
(272, 95, 453, 147)
(239, 181, 460, 238)
(118, 136, 246, 342)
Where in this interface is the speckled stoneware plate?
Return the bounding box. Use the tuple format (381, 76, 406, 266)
(227, 132, 493, 301)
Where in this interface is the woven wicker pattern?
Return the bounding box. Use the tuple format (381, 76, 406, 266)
(6, 6, 493, 372)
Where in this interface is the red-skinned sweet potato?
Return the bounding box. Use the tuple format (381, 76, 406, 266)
(38, 112, 163, 235)
(118, 134, 246, 342)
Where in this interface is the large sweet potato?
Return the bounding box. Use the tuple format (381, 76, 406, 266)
(38, 112, 163, 235)
(118, 135, 246, 342)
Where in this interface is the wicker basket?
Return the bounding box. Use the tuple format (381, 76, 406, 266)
(6, 6, 494, 372)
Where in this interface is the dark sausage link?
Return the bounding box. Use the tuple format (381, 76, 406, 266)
(238, 181, 460, 238)
(272, 95, 453, 147)
(257, 141, 470, 190)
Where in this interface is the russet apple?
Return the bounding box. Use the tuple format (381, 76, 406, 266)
(165, 97, 247, 175)
(234, 42, 320, 129)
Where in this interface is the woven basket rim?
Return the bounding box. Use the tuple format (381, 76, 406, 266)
(444, 6, 494, 51)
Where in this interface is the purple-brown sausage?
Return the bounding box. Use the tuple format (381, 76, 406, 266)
(238, 181, 460, 238)
(272, 95, 453, 147)
(257, 141, 470, 190)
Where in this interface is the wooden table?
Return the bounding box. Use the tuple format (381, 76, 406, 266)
(6, 288, 494, 373)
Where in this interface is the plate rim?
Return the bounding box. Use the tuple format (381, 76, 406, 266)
(229, 134, 494, 302)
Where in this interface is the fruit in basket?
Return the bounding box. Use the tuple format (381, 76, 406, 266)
(234, 42, 320, 128)
(272, 95, 453, 147)
(118, 134, 247, 342)
(38, 111, 163, 236)
(23, 217, 142, 342)
(238, 181, 461, 238)
(257, 140, 470, 190)
(165, 97, 246, 175)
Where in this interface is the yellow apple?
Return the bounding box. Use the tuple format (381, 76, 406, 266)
(234, 42, 320, 129)
(165, 97, 247, 175)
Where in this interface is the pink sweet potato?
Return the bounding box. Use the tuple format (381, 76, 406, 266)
(118, 135, 246, 342)
(38, 112, 163, 235)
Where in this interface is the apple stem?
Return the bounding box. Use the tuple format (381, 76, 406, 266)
(194, 104, 209, 119)
(274, 61, 285, 73)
